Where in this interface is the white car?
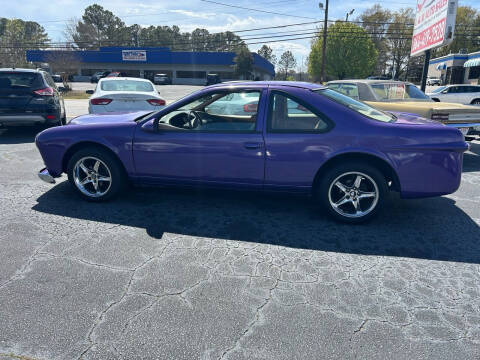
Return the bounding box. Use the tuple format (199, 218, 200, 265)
(87, 77, 166, 114)
(426, 78, 441, 86)
(427, 84, 480, 105)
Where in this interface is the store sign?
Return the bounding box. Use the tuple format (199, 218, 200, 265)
(122, 50, 147, 61)
(410, 0, 458, 57)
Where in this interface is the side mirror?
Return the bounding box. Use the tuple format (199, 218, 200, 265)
(441, 90, 448, 94)
(86, 90, 94, 95)
(58, 86, 66, 93)
(141, 119, 156, 133)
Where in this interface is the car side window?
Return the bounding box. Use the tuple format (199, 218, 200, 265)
(268, 92, 330, 132)
(158, 90, 261, 132)
(447, 86, 458, 93)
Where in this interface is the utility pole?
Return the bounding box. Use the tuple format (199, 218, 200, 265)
(320, 0, 329, 84)
(420, 49, 430, 92)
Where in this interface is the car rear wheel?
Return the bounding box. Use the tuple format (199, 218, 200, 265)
(471, 99, 480, 105)
(67, 147, 126, 201)
(317, 162, 387, 223)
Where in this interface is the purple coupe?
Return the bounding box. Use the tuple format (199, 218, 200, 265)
(36, 81, 469, 223)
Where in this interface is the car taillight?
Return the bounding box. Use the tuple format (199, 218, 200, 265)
(243, 102, 258, 112)
(90, 98, 112, 105)
(46, 115, 56, 120)
(147, 99, 166, 106)
(34, 87, 54, 96)
(431, 113, 449, 122)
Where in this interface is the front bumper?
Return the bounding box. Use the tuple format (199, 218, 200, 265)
(38, 168, 56, 184)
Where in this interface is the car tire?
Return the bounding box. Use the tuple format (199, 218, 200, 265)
(67, 146, 126, 202)
(317, 162, 387, 224)
(471, 99, 480, 105)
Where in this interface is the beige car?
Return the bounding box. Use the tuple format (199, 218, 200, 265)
(327, 80, 480, 136)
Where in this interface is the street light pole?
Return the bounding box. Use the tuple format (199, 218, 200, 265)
(320, 0, 329, 84)
(346, 9, 354, 21)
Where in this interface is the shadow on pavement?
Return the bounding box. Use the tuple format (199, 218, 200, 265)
(0, 127, 44, 144)
(33, 182, 480, 264)
(463, 142, 480, 172)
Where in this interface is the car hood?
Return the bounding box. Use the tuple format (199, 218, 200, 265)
(69, 111, 151, 125)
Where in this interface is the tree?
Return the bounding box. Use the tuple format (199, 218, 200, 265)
(278, 51, 296, 80)
(257, 45, 277, 65)
(46, 50, 82, 89)
(308, 22, 377, 81)
(387, 8, 414, 79)
(434, 6, 480, 56)
(358, 5, 392, 75)
(233, 47, 253, 79)
(0, 18, 49, 67)
(66, 4, 129, 49)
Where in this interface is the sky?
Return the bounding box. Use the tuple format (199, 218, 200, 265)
(2, 0, 479, 69)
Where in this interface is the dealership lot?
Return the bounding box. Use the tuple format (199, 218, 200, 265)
(1, 87, 480, 359)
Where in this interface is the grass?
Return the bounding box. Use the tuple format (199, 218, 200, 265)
(62, 90, 90, 100)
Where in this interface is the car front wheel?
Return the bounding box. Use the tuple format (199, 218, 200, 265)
(318, 163, 387, 223)
(67, 147, 126, 201)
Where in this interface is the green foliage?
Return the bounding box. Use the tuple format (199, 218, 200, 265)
(257, 45, 277, 65)
(434, 6, 480, 56)
(66, 4, 246, 51)
(0, 17, 49, 67)
(233, 47, 253, 79)
(278, 51, 296, 80)
(308, 22, 377, 81)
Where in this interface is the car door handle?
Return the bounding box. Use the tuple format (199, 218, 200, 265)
(243, 142, 263, 149)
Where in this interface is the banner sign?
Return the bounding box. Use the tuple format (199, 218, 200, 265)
(410, 0, 458, 57)
(122, 50, 147, 61)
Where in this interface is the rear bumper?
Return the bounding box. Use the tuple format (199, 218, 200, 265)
(0, 114, 57, 126)
(38, 168, 56, 184)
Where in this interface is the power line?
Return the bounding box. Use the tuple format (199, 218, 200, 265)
(198, 0, 317, 20)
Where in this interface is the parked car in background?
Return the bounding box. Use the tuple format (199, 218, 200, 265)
(427, 78, 441, 86)
(153, 73, 172, 85)
(106, 71, 128, 78)
(327, 80, 480, 136)
(206, 73, 221, 86)
(51, 74, 63, 83)
(36, 81, 468, 223)
(87, 77, 165, 114)
(367, 76, 390, 80)
(90, 71, 110, 83)
(0, 68, 66, 127)
(426, 84, 480, 105)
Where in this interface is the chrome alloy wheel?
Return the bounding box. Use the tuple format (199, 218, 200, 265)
(328, 171, 379, 219)
(73, 157, 112, 198)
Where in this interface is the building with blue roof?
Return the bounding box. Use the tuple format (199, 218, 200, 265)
(26, 47, 275, 85)
(428, 51, 480, 85)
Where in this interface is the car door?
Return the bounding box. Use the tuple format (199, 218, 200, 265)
(132, 88, 267, 188)
(263, 88, 334, 191)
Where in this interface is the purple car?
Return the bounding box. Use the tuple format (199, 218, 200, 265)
(36, 81, 468, 223)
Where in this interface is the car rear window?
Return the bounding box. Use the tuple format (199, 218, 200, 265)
(100, 80, 154, 92)
(370, 83, 429, 100)
(315, 88, 395, 123)
(0, 72, 39, 89)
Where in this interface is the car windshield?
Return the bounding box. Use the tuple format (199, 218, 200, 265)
(100, 80, 154, 92)
(370, 83, 430, 100)
(315, 88, 395, 123)
(431, 86, 447, 93)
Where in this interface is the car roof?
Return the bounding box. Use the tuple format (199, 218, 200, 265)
(327, 79, 415, 86)
(99, 77, 153, 82)
(0, 68, 42, 73)
(206, 81, 325, 90)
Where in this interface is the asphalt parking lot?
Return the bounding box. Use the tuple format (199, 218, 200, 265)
(0, 87, 480, 359)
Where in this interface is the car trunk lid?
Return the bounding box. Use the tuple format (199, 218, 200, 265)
(0, 72, 42, 113)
